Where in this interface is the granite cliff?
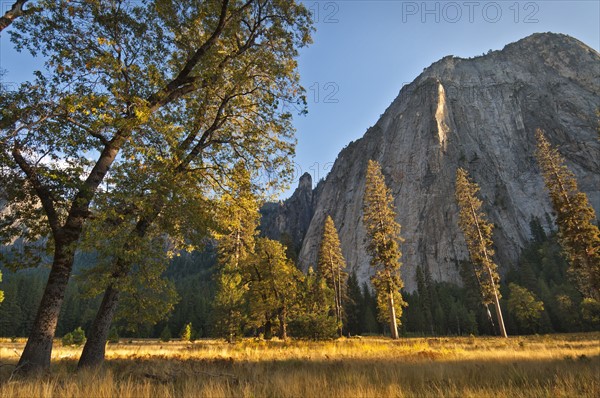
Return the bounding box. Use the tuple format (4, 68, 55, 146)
(261, 33, 600, 291)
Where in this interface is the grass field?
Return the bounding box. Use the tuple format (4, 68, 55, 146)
(0, 333, 598, 397)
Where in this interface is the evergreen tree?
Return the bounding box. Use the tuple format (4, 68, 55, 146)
(71, 327, 87, 346)
(317, 215, 348, 336)
(415, 265, 434, 334)
(455, 168, 508, 338)
(344, 271, 363, 336)
(529, 216, 547, 244)
(213, 164, 260, 342)
(362, 160, 406, 339)
(534, 129, 600, 300)
(360, 283, 381, 334)
(0, 280, 22, 337)
(160, 325, 172, 342)
(180, 322, 193, 342)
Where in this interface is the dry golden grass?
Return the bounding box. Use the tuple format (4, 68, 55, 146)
(0, 333, 598, 397)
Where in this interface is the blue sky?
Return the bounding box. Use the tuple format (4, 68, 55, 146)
(1, 1, 599, 199)
(289, 0, 599, 197)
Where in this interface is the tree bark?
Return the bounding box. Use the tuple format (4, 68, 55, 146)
(492, 285, 508, 338)
(77, 284, 121, 369)
(0, 1, 29, 32)
(388, 289, 399, 339)
(16, 243, 74, 374)
(278, 306, 287, 340)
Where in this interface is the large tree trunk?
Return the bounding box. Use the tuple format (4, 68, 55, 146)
(77, 284, 121, 369)
(388, 289, 399, 339)
(16, 244, 74, 374)
(492, 290, 508, 338)
(264, 317, 272, 340)
(78, 206, 160, 368)
(278, 307, 287, 340)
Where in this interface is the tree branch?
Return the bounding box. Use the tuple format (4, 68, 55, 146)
(11, 145, 60, 235)
(147, 0, 233, 110)
(0, 1, 30, 32)
(65, 116, 110, 146)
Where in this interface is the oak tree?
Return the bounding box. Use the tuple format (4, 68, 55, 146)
(507, 283, 544, 333)
(0, 0, 312, 374)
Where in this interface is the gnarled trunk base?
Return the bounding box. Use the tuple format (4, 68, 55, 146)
(78, 284, 121, 369)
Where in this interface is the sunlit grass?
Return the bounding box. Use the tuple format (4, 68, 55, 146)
(1, 333, 598, 397)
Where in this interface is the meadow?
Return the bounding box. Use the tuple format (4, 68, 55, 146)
(0, 333, 598, 397)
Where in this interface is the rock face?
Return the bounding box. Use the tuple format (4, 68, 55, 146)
(262, 33, 600, 291)
(260, 172, 315, 258)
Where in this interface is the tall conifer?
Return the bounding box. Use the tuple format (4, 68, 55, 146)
(534, 129, 600, 300)
(317, 215, 348, 336)
(362, 160, 406, 339)
(455, 168, 508, 338)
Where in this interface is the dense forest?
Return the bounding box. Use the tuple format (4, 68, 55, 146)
(2, 216, 597, 340)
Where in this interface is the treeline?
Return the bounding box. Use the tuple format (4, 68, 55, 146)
(2, 216, 598, 340)
(402, 218, 599, 336)
(2, 132, 600, 341)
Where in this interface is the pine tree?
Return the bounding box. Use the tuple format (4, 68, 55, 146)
(344, 271, 363, 336)
(317, 215, 348, 336)
(362, 160, 406, 339)
(213, 164, 260, 342)
(180, 322, 192, 342)
(455, 168, 508, 338)
(534, 129, 600, 300)
(415, 265, 434, 334)
(361, 283, 381, 334)
(160, 325, 171, 342)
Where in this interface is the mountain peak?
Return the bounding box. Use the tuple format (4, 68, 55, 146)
(298, 172, 312, 190)
(262, 33, 600, 291)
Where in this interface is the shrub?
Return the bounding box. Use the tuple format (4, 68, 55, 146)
(289, 313, 338, 339)
(108, 327, 120, 344)
(160, 325, 172, 342)
(61, 327, 87, 346)
(62, 333, 74, 346)
(180, 322, 193, 342)
(72, 327, 87, 346)
(581, 298, 600, 327)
